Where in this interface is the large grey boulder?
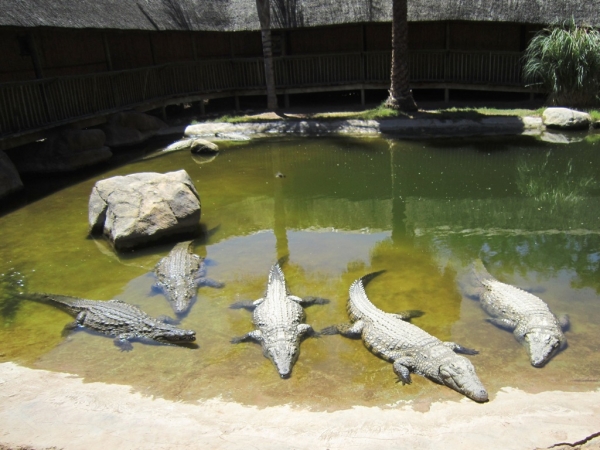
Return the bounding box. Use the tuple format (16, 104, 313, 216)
(101, 111, 168, 147)
(89, 170, 201, 250)
(0, 151, 23, 200)
(542, 108, 592, 130)
(6, 129, 111, 174)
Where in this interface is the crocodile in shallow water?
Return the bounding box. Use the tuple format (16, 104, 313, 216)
(153, 240, 224, 315)
(322, 271, 488, 402)
(27, 293, 196, 351)
(467, 260, 568, 367)
(230, 262, 329, 378)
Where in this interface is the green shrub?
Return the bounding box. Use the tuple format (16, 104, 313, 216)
(523, 20, 600, 107)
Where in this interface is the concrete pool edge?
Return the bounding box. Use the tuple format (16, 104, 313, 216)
(1, 362, 598, 450)
(184, 116, 545, 140)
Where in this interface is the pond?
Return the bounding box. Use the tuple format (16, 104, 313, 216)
(0, 135, 599, 410)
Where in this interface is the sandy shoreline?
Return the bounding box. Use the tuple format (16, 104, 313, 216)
(1, 362, 598, 450)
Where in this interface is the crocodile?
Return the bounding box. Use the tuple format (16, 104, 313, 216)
(468, 260, 568, 367)
(153, 240, 224, 315)
(230, 262, 329, 378)
(321, 271, 488, 403)
(27, 293, 196, 351)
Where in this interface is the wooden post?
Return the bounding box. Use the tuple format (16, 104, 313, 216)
(28, 33, 44, 79)
(361, 88, 365, 106)
(149, 33, 156, 65)
(444, 88, 450, 103)
(444, 22, 450, 84)
(103, 33, 113, 71)
(284, 92, 290, 108)
(191, 33, 198, 60)
(200, 100, 205, 115)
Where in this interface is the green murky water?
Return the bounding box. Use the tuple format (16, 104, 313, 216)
(1, 135, 599, 409)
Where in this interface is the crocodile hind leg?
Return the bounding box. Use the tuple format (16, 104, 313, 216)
(389, 310, 424, 321)
(290, 295, 330, 306)
(229, 298, 262, 311)
(297, 323, 319, 338)
(61, 320, 80, 336)
(197, 277, 225, 289)
(62, 311, 87, 336)
(320, 320, 364, 338)
(231, 330, 263, 344)
(486, 317, 517, 331)
(443, 341, 479, 355)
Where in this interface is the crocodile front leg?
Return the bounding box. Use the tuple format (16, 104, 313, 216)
(320, 320, 364, 338)
(231, 330, 263, 344)
(392, 357, 415, 384)
(113, 333, 135, 351)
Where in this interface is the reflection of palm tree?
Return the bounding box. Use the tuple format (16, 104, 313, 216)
(353, 238, 462, 341)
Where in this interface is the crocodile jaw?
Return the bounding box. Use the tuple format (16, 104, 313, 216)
(265, 341, 298, 379)
(524, 331, 561, 367)
(156, 328, 197, 344)
(439, 359, 488, 403)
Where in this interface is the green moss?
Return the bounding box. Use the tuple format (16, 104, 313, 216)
(587, 109, 600, 121)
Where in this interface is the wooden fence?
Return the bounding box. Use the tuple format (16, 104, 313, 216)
(0, 50, 526, 137)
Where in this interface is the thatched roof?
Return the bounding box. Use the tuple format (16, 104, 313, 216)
(1, 0, 598, 32)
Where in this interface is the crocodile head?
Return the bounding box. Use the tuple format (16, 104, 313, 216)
(264, 341, 299, 379)
(524, 330, 563, 367)
(165, 281, 196, 315)
(154, 327, 196, 344)
(439, 357, 488, 403)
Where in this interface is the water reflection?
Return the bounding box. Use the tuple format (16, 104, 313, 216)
(0, 136, 599, 407)
(516, 150, 597, 207)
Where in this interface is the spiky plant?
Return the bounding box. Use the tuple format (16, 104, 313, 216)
(523, 20, 600, 107)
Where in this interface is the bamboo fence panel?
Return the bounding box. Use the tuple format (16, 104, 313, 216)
(0, 51, 526, 136)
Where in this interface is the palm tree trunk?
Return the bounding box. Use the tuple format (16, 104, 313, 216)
(256, 0, 279, 111)
(385, 0, 417, 111)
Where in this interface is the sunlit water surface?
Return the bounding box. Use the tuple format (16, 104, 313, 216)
(1, 136, 599, 410)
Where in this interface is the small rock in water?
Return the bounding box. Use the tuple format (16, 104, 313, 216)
(275, 172, 286, 178)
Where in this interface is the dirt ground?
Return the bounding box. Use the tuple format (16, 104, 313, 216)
(1, 362, 599, 450)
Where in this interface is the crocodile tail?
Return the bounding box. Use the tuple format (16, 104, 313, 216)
(23, 292, 78, 306)
(470, 260, 494, 284)
(21, 292, 83, 315)
(348, 270, 386, 318)
(276, 255, 289, 268)
(359, 270, 386, 288)
(266, 262, 288, 297)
